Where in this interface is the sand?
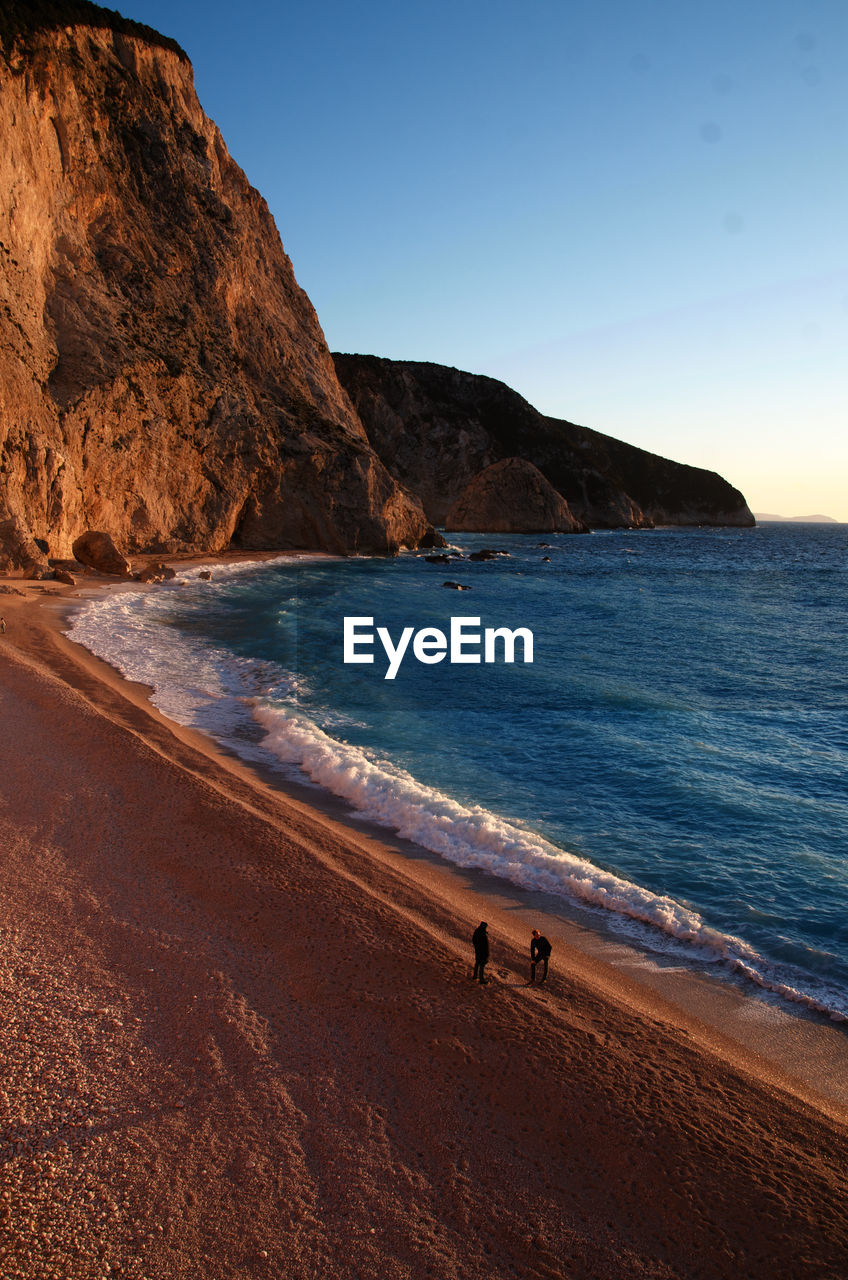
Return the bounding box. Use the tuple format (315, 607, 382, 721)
(1, 575, 847, 1280)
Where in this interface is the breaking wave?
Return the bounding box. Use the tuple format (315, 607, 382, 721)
(66, 547, 848, 1025)
(254, 703, 847, 1021)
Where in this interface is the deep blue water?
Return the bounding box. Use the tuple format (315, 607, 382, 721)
(70, 523, 848, 1018)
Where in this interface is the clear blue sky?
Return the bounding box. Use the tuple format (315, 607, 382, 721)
(127, 0, 847, 518)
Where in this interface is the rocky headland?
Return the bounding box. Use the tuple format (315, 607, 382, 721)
(333, 355, 755, 531)
(0, 1, 434, 574)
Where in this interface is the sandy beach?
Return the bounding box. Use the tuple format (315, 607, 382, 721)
(1, 574, 847, 1280)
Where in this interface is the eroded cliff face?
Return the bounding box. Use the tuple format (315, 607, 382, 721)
(333, 355, 755, 530)
(445, 458, 587, 534)
(0, 18, 431, 568)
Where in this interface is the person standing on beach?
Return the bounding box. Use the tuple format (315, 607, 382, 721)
(530, 929, 552, 984)
(471, 921, 489, 984)
(0, 617, 5, 635)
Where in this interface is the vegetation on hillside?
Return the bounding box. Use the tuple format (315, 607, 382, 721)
(0, 0, 186, 61)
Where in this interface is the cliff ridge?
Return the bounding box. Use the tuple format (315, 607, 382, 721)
(333, 355, 754, 531)
(0, 12, 432, 569)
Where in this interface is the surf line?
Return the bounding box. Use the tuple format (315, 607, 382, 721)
(343, 615, 534, 680)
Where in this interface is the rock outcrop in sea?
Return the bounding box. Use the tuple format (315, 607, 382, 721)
(0, 2, 433, 570)
(333, 355, 755, 530)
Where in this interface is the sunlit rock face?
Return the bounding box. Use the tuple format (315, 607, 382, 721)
(0, 8, 432, 566)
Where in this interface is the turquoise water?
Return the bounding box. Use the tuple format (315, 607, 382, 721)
(70, 524, 848, 1019)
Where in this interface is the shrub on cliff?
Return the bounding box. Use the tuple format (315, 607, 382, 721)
(0, 0, 186, 63)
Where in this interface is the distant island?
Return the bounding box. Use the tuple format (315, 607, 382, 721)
(754, 514, 839, 524)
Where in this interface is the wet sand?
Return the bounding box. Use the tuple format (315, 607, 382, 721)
(1, 575, 847, 1280)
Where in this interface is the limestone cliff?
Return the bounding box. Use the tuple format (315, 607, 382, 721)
(332, 355, 755, 530)
(0, 4, 432, 570)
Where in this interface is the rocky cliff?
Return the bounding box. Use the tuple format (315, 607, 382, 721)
(0, 3, 432, 571)
(446, 458, 587, 534)
(332, 355, 755, 530)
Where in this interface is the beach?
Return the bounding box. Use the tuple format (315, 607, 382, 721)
(1, 574, 847, 1280)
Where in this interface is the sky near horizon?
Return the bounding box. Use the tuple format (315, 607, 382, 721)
(126, 0, 847, 519)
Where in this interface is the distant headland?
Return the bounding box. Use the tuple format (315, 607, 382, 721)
(754, 514, 839, 524)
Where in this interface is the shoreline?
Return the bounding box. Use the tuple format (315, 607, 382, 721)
(55, 554, 848, 1113)
(2, 560, 848, 1277)
(10, 559, 848, 1113)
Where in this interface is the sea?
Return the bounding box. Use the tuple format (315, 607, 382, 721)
(68, 523, 848, 1021)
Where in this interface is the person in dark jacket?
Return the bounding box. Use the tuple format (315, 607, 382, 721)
(471, 921, 489, 983)
(530, 928, 552, 984)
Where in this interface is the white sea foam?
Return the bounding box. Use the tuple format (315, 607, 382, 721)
(67, 560, 297, 752)
(254, 703, 848, 1021)
(66, 569, 848, 1024)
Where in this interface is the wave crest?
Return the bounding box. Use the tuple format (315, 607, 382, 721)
(255, 704, 846, 1020)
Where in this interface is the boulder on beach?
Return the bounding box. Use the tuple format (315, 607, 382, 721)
(71, 532, 132, 578)
(136, 562, 177, 584)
